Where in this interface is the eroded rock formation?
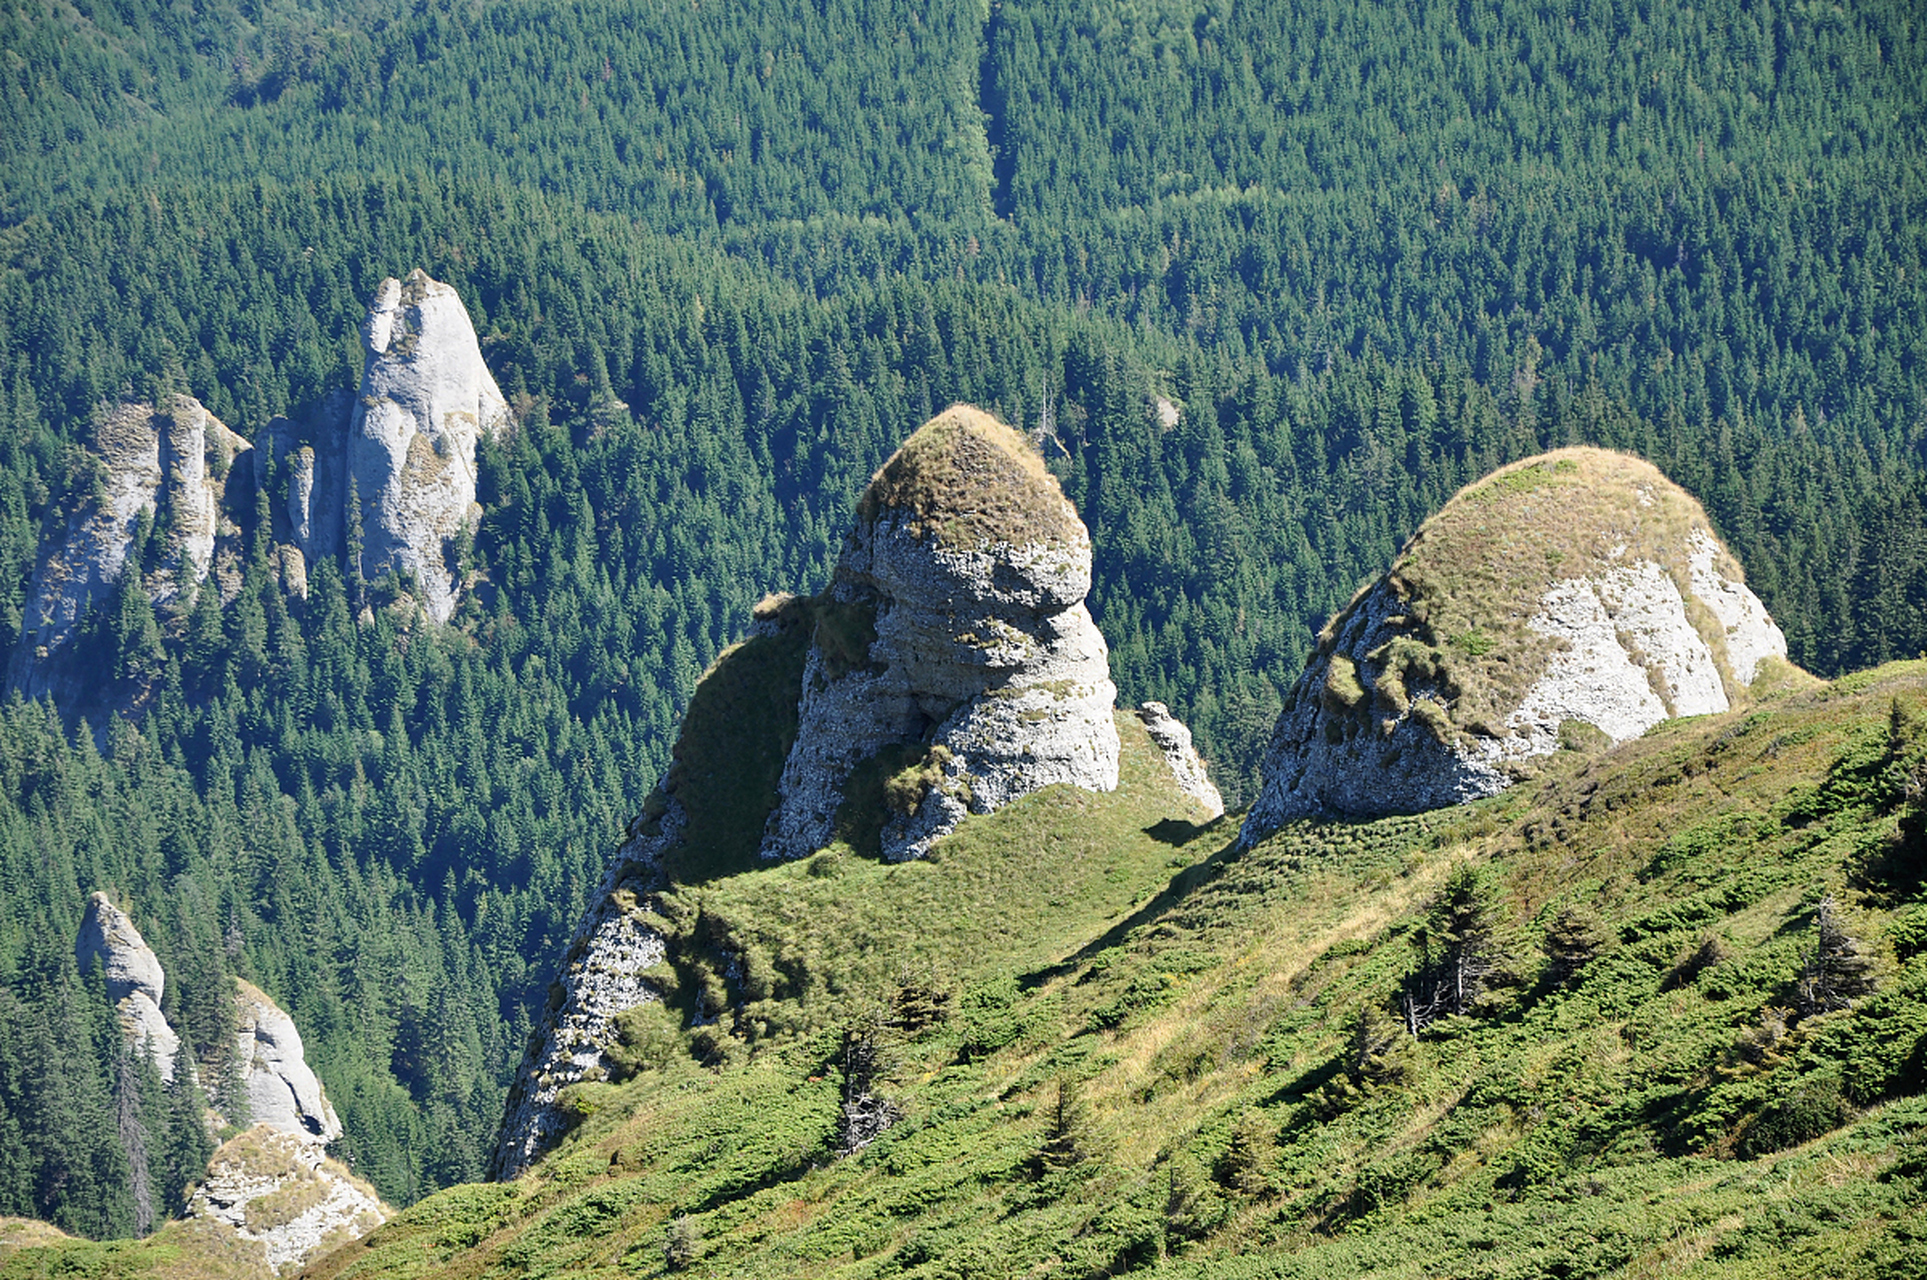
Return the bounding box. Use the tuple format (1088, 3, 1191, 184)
(233, 979, 342, 1144)
(493, 406, 1198, 1181)
(1137, 702, 1224, 819)
(8, 395, 251, 701)
(258, 271, 506, 620)
(347, 270, 509, 622)
(1241, 448, 1792, 842)
(188, 1126, 386, 1275)
(761, 405, 1119, 863)
(74, 892, 183, 1082)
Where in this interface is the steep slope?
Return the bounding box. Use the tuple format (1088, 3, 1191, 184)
(492, 406, 1191, 1180)
(1243, 448, 1796, 838)
(311, 661, 1926, 1280)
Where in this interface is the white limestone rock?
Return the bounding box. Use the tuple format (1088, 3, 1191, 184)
(1137, 702, 1224, 818)
(189, 1125, 387, 1275)
(8, 396, 250, 700)
(1241, 448, 1792, 842)
(761, 405, 1119, 863)
(348, 270, 508, 622)
(233, 979, 341, 1144)
(74, 892, 183, 1082)
(489, 829, 673, 1181)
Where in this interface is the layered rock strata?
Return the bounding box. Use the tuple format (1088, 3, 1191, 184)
(189, 1126, 386, 1275)
(1242, 448, 1791, 842)
(348, 270, 509, 621)
(234, 979, 342, 1144)
(74, 893, 183, 1082)
(8, 396, 250, 700)
(761, 405, 1120, 863)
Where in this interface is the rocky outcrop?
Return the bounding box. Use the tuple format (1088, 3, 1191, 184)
(188, 1126, 386, 1275)
(761, 405, 1119, 863)
(1242, 448, 1791, 842)
(348, 269, 509, 622)
(233, 979, 341, 1145)
(74, 892, 183, 1082)
(494, 406, 1168, 1180)
(8, 395, 250, 700)
(489, 840, 671, 1181)
(1137, 702, 1224, 818)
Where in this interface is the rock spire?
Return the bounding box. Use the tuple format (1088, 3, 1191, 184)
(761, 404, 1120, 862)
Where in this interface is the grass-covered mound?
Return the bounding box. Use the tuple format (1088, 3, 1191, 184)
(855, 405, 1082, 552)
(301, 662, 1926, 1280)
(1317, 447, 1803, 749)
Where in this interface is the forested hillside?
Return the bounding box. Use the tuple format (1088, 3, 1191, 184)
(0, 0, 1923, 1234)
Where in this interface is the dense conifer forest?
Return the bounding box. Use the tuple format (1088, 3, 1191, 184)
(0, 0, 1922, 1232)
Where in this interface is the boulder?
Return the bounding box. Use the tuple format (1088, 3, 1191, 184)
(348, 269, 508, 621)
(1241, 448, 1792, 841)
(233, 979, 341, 1144)
(761, 405, 1119, 862)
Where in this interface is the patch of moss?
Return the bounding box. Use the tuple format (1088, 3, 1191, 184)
(657, 626, 811, 883)
(856, 405, 1082, 551)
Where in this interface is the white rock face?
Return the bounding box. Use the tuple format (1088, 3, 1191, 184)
(1136, 702, 1224, 818)
(349, 269, 508, 622)
(1241, 451, 1791, 841)
(490, 835, 672, 1181)
(762, 409, 1118, 863)
(189, 1125, 387, 1275)
(74, 892, 183, 1082)
(1689, 529, 1788, 683)
(8, 396, 250, 700)
(234, 979, 342, 1145)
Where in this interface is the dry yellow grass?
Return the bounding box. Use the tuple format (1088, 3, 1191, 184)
(857, 404, 1081, 550)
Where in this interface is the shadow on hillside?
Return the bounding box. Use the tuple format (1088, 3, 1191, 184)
(1018, 814, 1246, 990)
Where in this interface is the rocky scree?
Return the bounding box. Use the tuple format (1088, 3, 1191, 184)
(1242, 447, 1791, 839)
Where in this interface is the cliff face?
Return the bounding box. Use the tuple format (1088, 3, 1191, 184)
(1241, 448, 1791, 842)
(348, 270, 509, 622)
(762, 405, 1119, 862)
(492, 406, 1205, 1181)
(8, 395, 251, 702)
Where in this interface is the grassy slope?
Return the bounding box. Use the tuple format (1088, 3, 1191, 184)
(283, 665, 1927, 1280)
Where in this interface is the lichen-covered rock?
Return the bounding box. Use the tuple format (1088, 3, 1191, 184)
(8, 395, 250, 700)
(489, 834, 672, 1181)
(762, 405, 1119, 862)
(1241, 448, 1791, 841)
(74, 892, 183, 1082)
(188, 1125, 387, 1275)
(348, 269, 508, 622)
(233, 979, 341, 1144)
(1136, 702, 1223, 818)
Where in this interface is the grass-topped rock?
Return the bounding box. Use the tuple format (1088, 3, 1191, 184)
(761, 403, 1121, 863)
(1243, 447, 1801, 835)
